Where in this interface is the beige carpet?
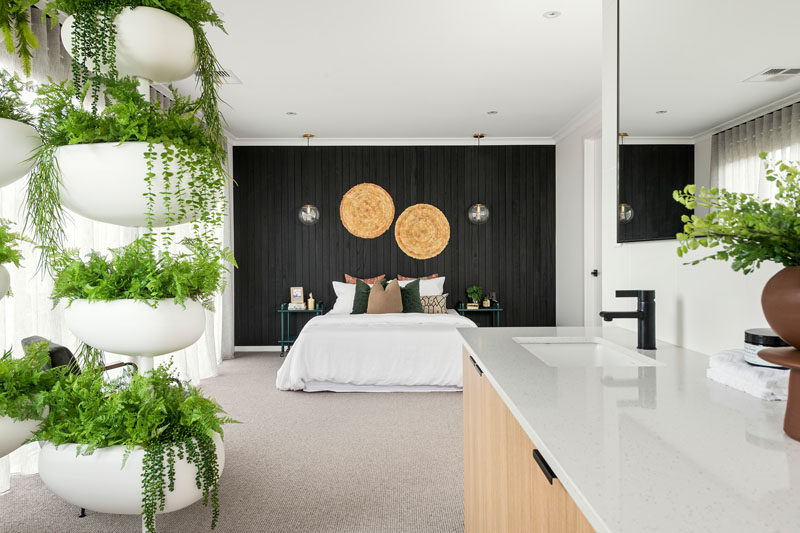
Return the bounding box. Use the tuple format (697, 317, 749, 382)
(0, 352, 465, 532)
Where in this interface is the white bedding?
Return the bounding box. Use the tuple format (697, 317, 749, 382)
(275, 310, 477, 391)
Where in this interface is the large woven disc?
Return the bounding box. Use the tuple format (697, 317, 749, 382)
(395, 204, 450, 260)
(339, 183, 395, 239)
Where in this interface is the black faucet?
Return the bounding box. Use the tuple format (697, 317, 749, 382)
(599, 290, 656, 350)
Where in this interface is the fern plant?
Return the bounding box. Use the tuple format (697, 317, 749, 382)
(0, 218, 26, 268)
(0, 340, 62, 422)
(43, 0, 226, 152)
(0, 0, 38, 76)
(36, 362, 236, 531)
(51, 236, 235, 310)
(27, 75, 228, 271)
(0, 67, 33, 123)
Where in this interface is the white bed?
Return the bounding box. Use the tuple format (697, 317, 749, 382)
(275, 310, 477, 392)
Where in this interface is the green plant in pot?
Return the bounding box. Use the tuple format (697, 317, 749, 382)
(467, 285, 483, 304)
(674, 155, 800, 439)
(43, 0, 226, 152)
(50, 236, 235, 358)
(0, 340, 64, 458)
(0, 67, 41, 187)
(1, 0, 38, 76)
(27, 75, 227, 270)
(35, 362, 236, 531)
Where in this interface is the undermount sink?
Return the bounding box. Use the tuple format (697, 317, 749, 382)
(513, 337, 664, 368)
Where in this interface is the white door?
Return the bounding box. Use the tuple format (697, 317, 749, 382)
(583, 135, 603, 327)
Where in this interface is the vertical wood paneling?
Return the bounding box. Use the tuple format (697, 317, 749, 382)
(233, 145, 555, 345)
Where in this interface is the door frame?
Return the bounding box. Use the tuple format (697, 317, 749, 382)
(583, 133, 603, 327)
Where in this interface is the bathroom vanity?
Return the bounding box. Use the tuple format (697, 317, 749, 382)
(460, 327, 800, 533)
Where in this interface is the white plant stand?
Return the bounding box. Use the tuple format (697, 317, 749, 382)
(0, 118, 41, 188)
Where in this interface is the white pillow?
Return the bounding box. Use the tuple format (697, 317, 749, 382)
(329, 281, 356, 314)
(399, 277, 445, 296)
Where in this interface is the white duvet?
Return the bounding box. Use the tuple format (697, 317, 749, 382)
(275, 310, 477, 391)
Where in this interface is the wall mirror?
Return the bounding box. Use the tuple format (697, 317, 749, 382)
(618, 0, 800, 243)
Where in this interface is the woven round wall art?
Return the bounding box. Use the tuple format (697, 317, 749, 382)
(395, 204, 450, 260)
(339, 183, 395, 239)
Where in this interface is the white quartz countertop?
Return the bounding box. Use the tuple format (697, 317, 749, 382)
(458, 326, 800, 533)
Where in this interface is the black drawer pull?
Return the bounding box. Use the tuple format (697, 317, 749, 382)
(469, 356, 483, 376)
(532, 449, 556, 485)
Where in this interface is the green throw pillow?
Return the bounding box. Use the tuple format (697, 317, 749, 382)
(352, 279, 371, 314)
(400, 278, 424, 313)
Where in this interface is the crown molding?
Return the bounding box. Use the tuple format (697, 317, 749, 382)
(623, 136, 694, 145)
(227, 136, 555, 147)
(552, 98, 602, 143)
(691, 90, 800, 143)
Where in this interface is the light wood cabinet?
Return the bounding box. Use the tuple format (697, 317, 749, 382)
(463, 347, 594, 533)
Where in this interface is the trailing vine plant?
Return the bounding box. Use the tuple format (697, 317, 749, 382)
(36, 363, 235, 531)
(43, 0, 226, 155)
(27, 75, 227, 271)
(0, 0, 38, 76)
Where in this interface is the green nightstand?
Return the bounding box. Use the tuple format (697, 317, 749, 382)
(456, 301, 503, 327)
(278, 302, 324, 355)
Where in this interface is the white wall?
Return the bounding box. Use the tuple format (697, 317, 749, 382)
(555, 113, 601, 326)
(599, 6, 779, 355)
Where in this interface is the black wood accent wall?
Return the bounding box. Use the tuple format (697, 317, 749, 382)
(233, 145, 555, 346)
(618, 144, 694, 243)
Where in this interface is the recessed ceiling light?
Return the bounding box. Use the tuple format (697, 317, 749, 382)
(656, 110, 668, 114)
(286, 111, 297, 116)
(487, 110, 498, 115)
(543, 11, 561, 19)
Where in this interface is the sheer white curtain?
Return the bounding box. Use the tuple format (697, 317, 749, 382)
(0, 7, 235, 492)
(711, 102, 800, 197)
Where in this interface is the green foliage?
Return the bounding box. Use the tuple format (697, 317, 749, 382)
(466, 285, 483, 303)
(0, 67, 33, 123)
(27, 76, 228, 270)
(36, 362, 235, 531)
(51, 236, 235, 310)
(43, 0, 226, 151)
(0, 218, 25, 268)
(0, 0, 38, 76)
(0, 341, 62, 421)
(674, 155, 800, 274)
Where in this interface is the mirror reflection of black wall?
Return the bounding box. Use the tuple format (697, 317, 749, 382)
(617, 144, 694, 243)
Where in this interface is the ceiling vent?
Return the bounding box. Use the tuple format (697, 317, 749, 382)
(214, 69, 242, 84)
(744, 68, 800, 82)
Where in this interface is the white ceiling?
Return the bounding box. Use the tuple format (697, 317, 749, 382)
(172, 0, 601, 140)
(620, 0, 800, 138)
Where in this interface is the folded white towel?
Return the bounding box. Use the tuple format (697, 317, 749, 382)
(706, 349, 789, 401)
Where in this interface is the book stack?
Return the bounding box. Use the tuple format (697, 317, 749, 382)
(288, 302, 307, 310)
(466, 303, 479, 310)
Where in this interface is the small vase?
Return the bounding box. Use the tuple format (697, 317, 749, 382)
(761, 267, 800, 349)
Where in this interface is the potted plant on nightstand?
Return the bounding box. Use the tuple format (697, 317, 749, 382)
(0, 341, 60, 458)
(466, 285, 483, 310)
(674, 155, 800, 439)
(36, 363, 234, 532)
(0, 68, 40, 188)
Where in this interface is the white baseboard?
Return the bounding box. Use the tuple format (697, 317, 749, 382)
(234, 345, 282, 352)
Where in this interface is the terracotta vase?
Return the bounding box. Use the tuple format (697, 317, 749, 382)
(761, 267, 800, 350)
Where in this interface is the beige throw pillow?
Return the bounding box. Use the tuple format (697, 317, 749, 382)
(421, 294, 448, 314)
(367, 280, 403, 314)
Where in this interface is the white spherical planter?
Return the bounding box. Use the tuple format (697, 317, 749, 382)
(64, 299, 206, 357)
(0, 265, 9, 301)
(0, 414, 42, 459)
(62, 7, 197, 83)
(38, 435, 224, 515)
(0, 118, 41, 188)
(56, 142, 198, 227)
